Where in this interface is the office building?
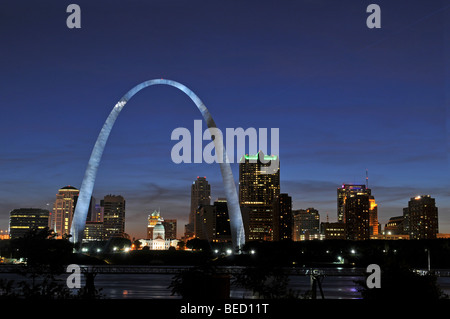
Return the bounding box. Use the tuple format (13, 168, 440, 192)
(195, 204, 215, 241)
(84, 221, 104, 241)
(51, 185, 79, 239)
(194, 199, 231, 243)
(337, 183, 378, 240)
(239, 151, 280, 241)
(337, 184, 370, 223)
(213, 198, 231, 243)
(321, 222, 346, 240)
(405, 195, 438, 239)
(185, 177, 211, 239)
(273, 194, 292, 241)
(101, 194, 126, 239)
(163, 219, 177, 240)
(9, 208, 50, 239)
(344, 192, 370, 240)
(293, 208, 320, 241)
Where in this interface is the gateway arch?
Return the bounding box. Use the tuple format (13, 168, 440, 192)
(70, 79, 245, 250)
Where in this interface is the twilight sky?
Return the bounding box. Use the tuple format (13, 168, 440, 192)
(0, 0, 449, 239)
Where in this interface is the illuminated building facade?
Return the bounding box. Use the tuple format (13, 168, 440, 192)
(52, 186, 79, 239)
(321, 222, 346, 240)
(9, 208, 50, 239)
(337, 184, 370, 223)
(101, 194, 126, 239)
(147, 210, 162, 239)
(140, 219, 179, 250)
(239, 152, 280, 241)
(405, 195, 438, 239)
(369, 196, 379, 236)
(84, 221, 104, 241)
(293, 208, 320, 241)
(337, 184, 378, 240)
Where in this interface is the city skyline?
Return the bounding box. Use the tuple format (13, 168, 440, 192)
(2, 164, 445, 241)
(1, 0, 448, 239)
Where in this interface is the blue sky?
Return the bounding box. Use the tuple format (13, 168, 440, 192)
(0, 0, 449, 238)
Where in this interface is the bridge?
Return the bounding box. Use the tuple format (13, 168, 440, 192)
(1, 264, 449, 277)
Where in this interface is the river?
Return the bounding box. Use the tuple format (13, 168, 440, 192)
(3, 270, 450, 299)
(71, 273, 450, 299)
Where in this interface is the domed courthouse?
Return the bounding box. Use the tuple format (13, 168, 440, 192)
(139, 210, 178, 250)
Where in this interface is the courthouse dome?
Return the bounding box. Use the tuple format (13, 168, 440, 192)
(153, 222, 165, 240)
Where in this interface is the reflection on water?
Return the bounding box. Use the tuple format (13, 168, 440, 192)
(3, 271, 450, 299)
(85, 273, 366, 299)
(91, 273, 450, 299)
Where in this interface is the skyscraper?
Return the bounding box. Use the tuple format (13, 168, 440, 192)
(239, 152, 280, 206)
(337, 184, 370, 223)
(51, 185, 79, 239)
(186, 177, 211, 239)
(213, 198, 231, 243)
(162, 219, 177, 240)
(101, 194, 126, 239)
(344, 192, 370, 240)
(194, 198, 232, 243)
(191, 177, 211, 220)
(273, 194, 292, 241)
(337, 183, 378, 240)
(239, 151, 280, 241)
(9, 208, 50, 239)
(195, 204, 216, 241)
(405, 195, 438, 239)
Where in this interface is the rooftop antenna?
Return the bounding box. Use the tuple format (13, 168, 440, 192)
(366, 169, 369, 188)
